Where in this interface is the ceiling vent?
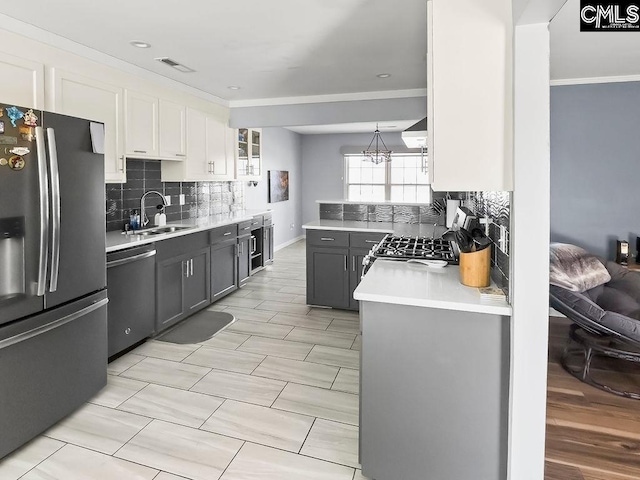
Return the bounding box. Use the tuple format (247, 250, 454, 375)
(401, 118, 427, 148)
(155, 57, 195, 73)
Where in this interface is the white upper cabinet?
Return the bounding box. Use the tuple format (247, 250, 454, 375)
(51, 69, 125, 183)
(0, 52, 44, 109)
(125, 90, 158, 158)
(236, 128, 262, 182)
(162, 107, 234, 182)
(159, 99, 186, 160)
(427, 0, 513, 192)
(206, 115, 234, 180)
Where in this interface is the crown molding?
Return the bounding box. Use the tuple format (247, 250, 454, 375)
(229, 88, 428, 108)
(550, 74, 640, 86)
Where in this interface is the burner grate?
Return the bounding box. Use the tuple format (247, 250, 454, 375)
(372, 235, 457, 263)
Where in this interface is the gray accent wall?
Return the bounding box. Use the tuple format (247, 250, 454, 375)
(301, 131, 407, 224)
(551, 82, 640, 259)
(244, 127, 304, 248)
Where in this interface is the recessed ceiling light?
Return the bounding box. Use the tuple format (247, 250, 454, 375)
(130, 41, 151, 48)
(228, 86, 241, 90)
(376, 73, 391, 78)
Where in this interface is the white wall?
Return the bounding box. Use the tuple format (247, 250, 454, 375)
(244, 127, 303, 248)
(300, 131, 406, 224)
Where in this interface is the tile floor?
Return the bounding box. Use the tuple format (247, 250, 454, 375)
(0, 240, 367, 480)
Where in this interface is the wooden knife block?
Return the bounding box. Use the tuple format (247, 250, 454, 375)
(459, 247, 491, 288)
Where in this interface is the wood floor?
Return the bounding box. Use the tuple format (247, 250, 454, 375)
(545, 317, 640, 480)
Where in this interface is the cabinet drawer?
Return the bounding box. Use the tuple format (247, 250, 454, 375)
(350, 232, 388, 249)
(306, 230, 349, 248)
(156, 231, 209, 261)
(238, 220, 252, 237)
(251, 215, 263, 229)
(210, 224, 238, 244)
(263, 213, 273, 226)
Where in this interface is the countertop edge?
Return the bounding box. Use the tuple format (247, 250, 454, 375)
(354, 293, 513, 316)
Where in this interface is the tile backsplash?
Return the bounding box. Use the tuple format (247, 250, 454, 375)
(105, 159, 244, 232)
(319, 191, 511, 296)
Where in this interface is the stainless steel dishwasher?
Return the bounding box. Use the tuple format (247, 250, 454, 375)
(106, 244, 156, 357)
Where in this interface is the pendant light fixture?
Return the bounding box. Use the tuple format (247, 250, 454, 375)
(362, 123, 392, 164)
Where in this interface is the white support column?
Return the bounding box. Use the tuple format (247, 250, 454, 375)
(509, 23, 551, 480)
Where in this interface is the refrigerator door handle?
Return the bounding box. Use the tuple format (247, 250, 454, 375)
(34, 127, 50, 297)
(47, 128, 61, 292)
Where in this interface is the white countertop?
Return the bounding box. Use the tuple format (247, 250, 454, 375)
(303, 220, 447, 238)
(354, 259, 512, 316)
(106, 209, 271, 253)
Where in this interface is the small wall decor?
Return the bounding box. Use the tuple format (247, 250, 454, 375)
(268, 170, 289, 203)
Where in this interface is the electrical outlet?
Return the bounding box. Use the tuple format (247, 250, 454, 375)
(290, 223, 295, 230)
(178, 194, 185, 205)
(164, 195, 172, 206)
(499, 225, 509, 255)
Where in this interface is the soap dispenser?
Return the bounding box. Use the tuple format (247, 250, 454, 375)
(154, 205, 167, 226)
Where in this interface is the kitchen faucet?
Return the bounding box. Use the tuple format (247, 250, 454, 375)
(140, 190, 167, 228)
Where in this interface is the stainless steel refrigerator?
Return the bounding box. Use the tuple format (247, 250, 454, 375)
(0, 103, 108, 459)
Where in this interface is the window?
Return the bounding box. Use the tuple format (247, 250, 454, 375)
(345, 153, 430, 203)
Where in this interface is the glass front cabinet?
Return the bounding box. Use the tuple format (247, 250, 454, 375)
(236, 128, 262, 182)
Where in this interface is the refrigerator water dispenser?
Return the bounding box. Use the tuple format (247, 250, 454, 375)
(0, 217, 25, 299)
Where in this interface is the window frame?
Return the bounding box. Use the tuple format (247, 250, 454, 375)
(343, 153, 431, 203)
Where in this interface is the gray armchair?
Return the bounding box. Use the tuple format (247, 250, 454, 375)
(550, 258, 640, 399)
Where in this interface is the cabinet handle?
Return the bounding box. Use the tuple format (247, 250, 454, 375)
(344, 256, 348, 271)
(175, 153, 186, 157)
(133, 150, 147, 154)
(119, 155, 125, 172)
(320, 237, 335, 242)
(365, 240, 380, 244)
(190, 259, 194, 277)
(242, 226, 250, 231)
(252, 221, 259, 225)
(239, 242, 243, 255)
(183, 260, 188, 277)
(352, 256, 356, 272)
(223, 231, 232, 236)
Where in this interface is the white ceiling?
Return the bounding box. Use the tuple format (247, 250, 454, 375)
(0, 0, 427, 102)
(550, 0, 640, 82)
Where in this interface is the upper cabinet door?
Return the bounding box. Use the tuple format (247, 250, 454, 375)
(0, 52, 44, 109)
(51, 69, 125, 183)
(427, 0, 513, 192)
(159, 99, 186, 160)
(185, 107, 208, 179)
(236, 128, 262, 182)
(125, 90, 158, 158)
(206, 115, 233, 180)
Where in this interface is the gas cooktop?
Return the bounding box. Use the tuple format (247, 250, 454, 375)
(370, 234, 458, 263)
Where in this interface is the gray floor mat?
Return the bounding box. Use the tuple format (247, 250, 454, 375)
(156, 310, 235, 344)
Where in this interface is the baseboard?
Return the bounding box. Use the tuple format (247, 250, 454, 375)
(275, 235, 304, 252)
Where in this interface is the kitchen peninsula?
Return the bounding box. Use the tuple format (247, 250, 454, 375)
(354, 257, 511, 480)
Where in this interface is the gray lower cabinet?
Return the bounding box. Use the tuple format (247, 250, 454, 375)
(306, 230, 386, 310)
(238, 235, 251, 285)
(263, 224, 274, 265)
(348, 247, 369, 310)
(211, 241, 238, 301)
(155, 232, 211, 332)
(306, 246, 350, 309)
(359, 301, 509, 480)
